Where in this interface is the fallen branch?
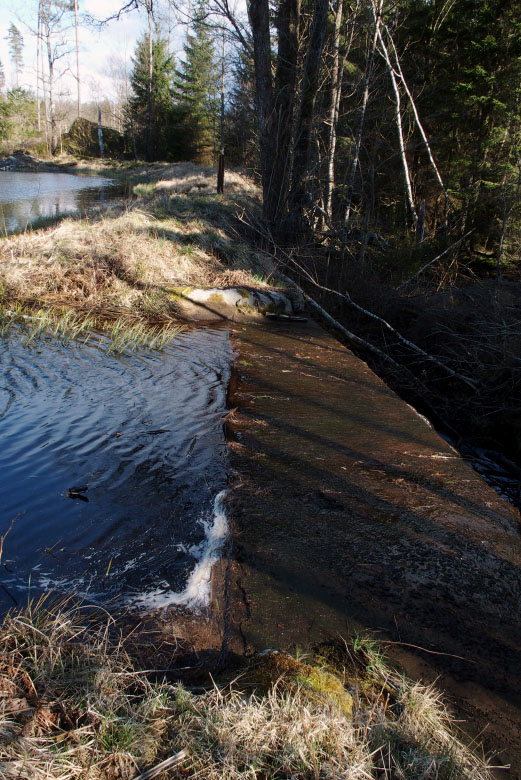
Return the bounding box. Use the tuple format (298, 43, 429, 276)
(235, 211, 476, 402)
(281, 249, 478, 390)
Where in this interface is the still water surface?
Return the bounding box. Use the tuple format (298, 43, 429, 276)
(0, 170, 120, 233)
(0, 327, 230, 613)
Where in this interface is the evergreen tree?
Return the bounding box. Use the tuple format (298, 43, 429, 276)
(0, 89, 37, 151)
(388, 0, 521, 254)
(226, 46, 257, 169)
(126, 34, 175, 160)
(7, 24, 24, 88)
(0, 59, 5, 94)
(174, 0, 219, 163)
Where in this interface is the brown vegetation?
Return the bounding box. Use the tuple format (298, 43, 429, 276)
(0, 164, 275, 341)
(0, 599, 492, 779)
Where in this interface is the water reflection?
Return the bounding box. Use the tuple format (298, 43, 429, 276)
(0, 171, 121, 232)
(0, 327, 230, 612)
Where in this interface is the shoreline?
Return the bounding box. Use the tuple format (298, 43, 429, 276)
(0, 159, 514, 778)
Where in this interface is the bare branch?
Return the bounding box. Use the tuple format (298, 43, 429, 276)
(376, 18, 417, 225)
(86, 0, 139, 28)
(398, 230, 474, 290)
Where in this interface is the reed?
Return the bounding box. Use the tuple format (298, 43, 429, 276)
(107, 318, 184, 353)
(0, 302, 183, 353)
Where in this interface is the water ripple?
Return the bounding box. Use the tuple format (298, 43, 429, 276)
(0, 327, 231, 611)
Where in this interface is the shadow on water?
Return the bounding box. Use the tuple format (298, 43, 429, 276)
(0, 326, 231, 612)
(226, 318, 521, 773)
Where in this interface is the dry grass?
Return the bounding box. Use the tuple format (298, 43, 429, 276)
(0, 604, 493, 780)
(0, 598, 171, 780)
(151, 162, 259, 196)
(0, 163, 275, 338)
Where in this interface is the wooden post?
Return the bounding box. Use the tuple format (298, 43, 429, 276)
(217, 31, 225, 194)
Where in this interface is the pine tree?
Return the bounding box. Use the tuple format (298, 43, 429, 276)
(0, 59, 5, 94)
(7, 24, 24, 88)
(126, 33, 175, 160)
(391, 0, 521, 252)
(174, 0, 219, 163)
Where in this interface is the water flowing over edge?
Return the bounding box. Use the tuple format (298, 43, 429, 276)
(130, 490, 229, 613)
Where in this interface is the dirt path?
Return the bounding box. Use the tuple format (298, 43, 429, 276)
(225, 317, 521, 775)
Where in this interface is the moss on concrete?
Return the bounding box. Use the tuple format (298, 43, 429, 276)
(248, 651, 353, 718)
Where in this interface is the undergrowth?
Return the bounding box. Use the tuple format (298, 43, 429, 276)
(0, 600, 492, 780)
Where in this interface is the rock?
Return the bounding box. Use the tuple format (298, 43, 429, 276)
(2, 152, 40, 171)
(169, 286, 305, 322)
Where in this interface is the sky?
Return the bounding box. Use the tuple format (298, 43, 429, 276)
(0, 0, 185, 103)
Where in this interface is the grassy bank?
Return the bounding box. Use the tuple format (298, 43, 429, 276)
(0, 162, 276, 344)
(0, 599, 491, 780)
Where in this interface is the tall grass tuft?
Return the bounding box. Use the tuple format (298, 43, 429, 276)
(0, 604, 493, 780)
(0, 302, 183, 354)
(0, 597, 171, 779)
(106, 319, 184, 353)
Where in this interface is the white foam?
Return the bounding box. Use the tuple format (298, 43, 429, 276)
(130, 490, 229, 612)
(31, 492, 229, 613)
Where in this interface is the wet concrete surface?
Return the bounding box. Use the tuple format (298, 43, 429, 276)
(225, 317, 521, 774)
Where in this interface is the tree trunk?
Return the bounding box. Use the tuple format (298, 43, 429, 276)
(97, 106, 104, 157)
(145, 0, 154, 160)
(74, 0, 81, 118)
(287, 0, 329, 239)
(384, 26, 449, 211)
(36, 5, 41, 132)
(217, 32, 225, 194)
(247, 0, 276, 224)
(270, 0, 301, 226)
(44, 24, 56, 154)
(324, 0, 344, 223)
(376, 23, 417, 226)
(343, 0, 382, 229)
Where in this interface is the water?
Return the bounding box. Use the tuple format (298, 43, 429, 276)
(0, 327, 231, 613)
(0, 170, 122, 233)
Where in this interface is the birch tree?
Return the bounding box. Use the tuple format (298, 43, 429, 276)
(39, 0, 74, 153)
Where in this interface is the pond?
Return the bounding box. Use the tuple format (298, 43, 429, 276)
(0, 327, 231, 613)
(0, 170, 124, 233)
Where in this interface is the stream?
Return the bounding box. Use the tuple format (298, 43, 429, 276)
(0, 326, 231, 613)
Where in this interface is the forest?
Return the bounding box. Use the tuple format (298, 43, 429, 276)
(2, 0, 521, 468)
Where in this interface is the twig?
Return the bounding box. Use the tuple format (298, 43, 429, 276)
(398, 231, 473, 290)
(134, 749, 188, 780)
(0, 516, 16, 565)
(384, 640, 477, 664)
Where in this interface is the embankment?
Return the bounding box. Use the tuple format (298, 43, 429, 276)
(225, 316, 521, 774)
